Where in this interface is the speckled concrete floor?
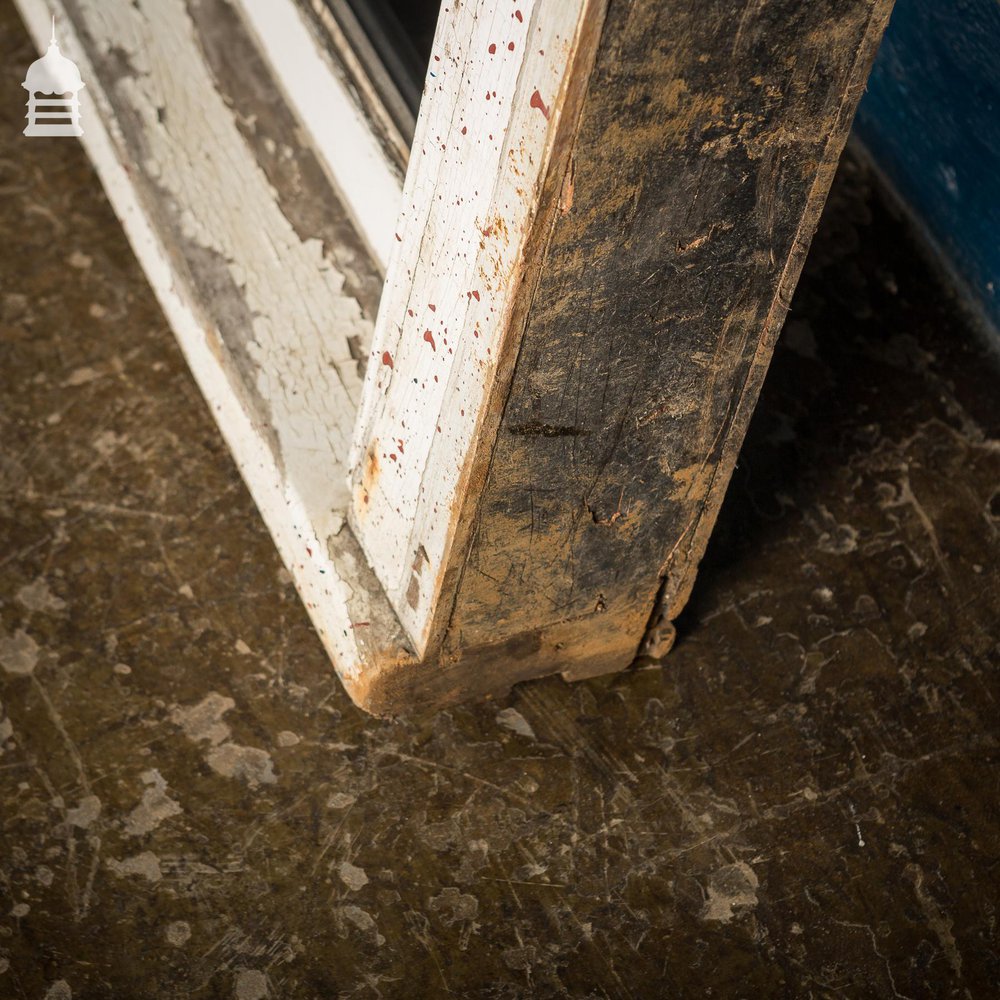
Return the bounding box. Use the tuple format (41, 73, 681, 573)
(1, 5, 999, 998)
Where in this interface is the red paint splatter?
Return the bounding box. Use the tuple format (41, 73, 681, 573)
(423, 330, 436, 351)
(485, 91, 491, 101)
(530, 89, 550, 119)
(407, 308, 414, 317)
(306, 546, 313, 557)
(461, 126, 467, 135)
(470, 289, 481, 301)
(381, 351, 394, 369)
(389, 453, 397, 462)
(514, 9, 523, 21)
(394, 232, 402, 241)
(397, 439, 405, 453)
(508, 41, 515, 51)
(428, 303, 437, 312)
(488, 42, 496, 54)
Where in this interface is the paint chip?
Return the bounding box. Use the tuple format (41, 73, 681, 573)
(233, 969, 269, 1000)
(0, 629, 40, 676)
(338, 861, 369, 891)
(171, 692, 235, 746)
(205, 744, 277, 787)
(529, 89, 550, 120)
(107, 851, 162, 883)
(496, 707, 535, 739)
(66, 795, 102, 829)
(699, 862, 759, 923)
(165, 920, 191, 947)
(16, 578, 66, 613)
(124, 770, 182, 837)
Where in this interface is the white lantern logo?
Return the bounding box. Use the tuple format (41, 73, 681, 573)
(22, 18, 84, 137)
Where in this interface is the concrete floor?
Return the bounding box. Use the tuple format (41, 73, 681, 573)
(2, 5, 999, 997)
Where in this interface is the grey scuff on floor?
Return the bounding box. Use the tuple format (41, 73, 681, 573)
(1, 4, 999, 997)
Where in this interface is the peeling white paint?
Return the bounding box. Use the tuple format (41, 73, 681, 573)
(13, 0, 411, 696)
(235, 0, 401, 268)
(338, 905, 384, 946)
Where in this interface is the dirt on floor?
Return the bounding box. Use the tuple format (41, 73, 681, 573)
(1, 2, 998, 997)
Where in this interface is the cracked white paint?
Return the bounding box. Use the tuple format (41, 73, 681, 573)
(14, 0, 409, 695)
(235, 0, 401, 268)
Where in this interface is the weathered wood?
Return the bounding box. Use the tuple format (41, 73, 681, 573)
(239, 0, 407, 267)
(13, 0, 413, 688)
(443, 0, 895, 664)
(348, 0, 604, 656)
(340, 0, 895, 710)
(24, 0, 894, 715)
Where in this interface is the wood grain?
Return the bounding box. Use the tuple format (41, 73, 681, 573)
(348, 0, 603, 656)
(15, 0, 414, 688)
(444, 0, 896, 661)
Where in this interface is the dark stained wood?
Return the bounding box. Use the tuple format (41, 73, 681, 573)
(439, 0, 896, 667)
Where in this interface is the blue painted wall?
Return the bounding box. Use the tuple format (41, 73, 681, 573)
(854, 0, 1000, 330)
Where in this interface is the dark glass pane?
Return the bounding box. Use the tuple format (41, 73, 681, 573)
(339, 0, 442, 116)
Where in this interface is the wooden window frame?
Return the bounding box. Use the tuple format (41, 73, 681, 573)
(16, 0, 894, 713)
